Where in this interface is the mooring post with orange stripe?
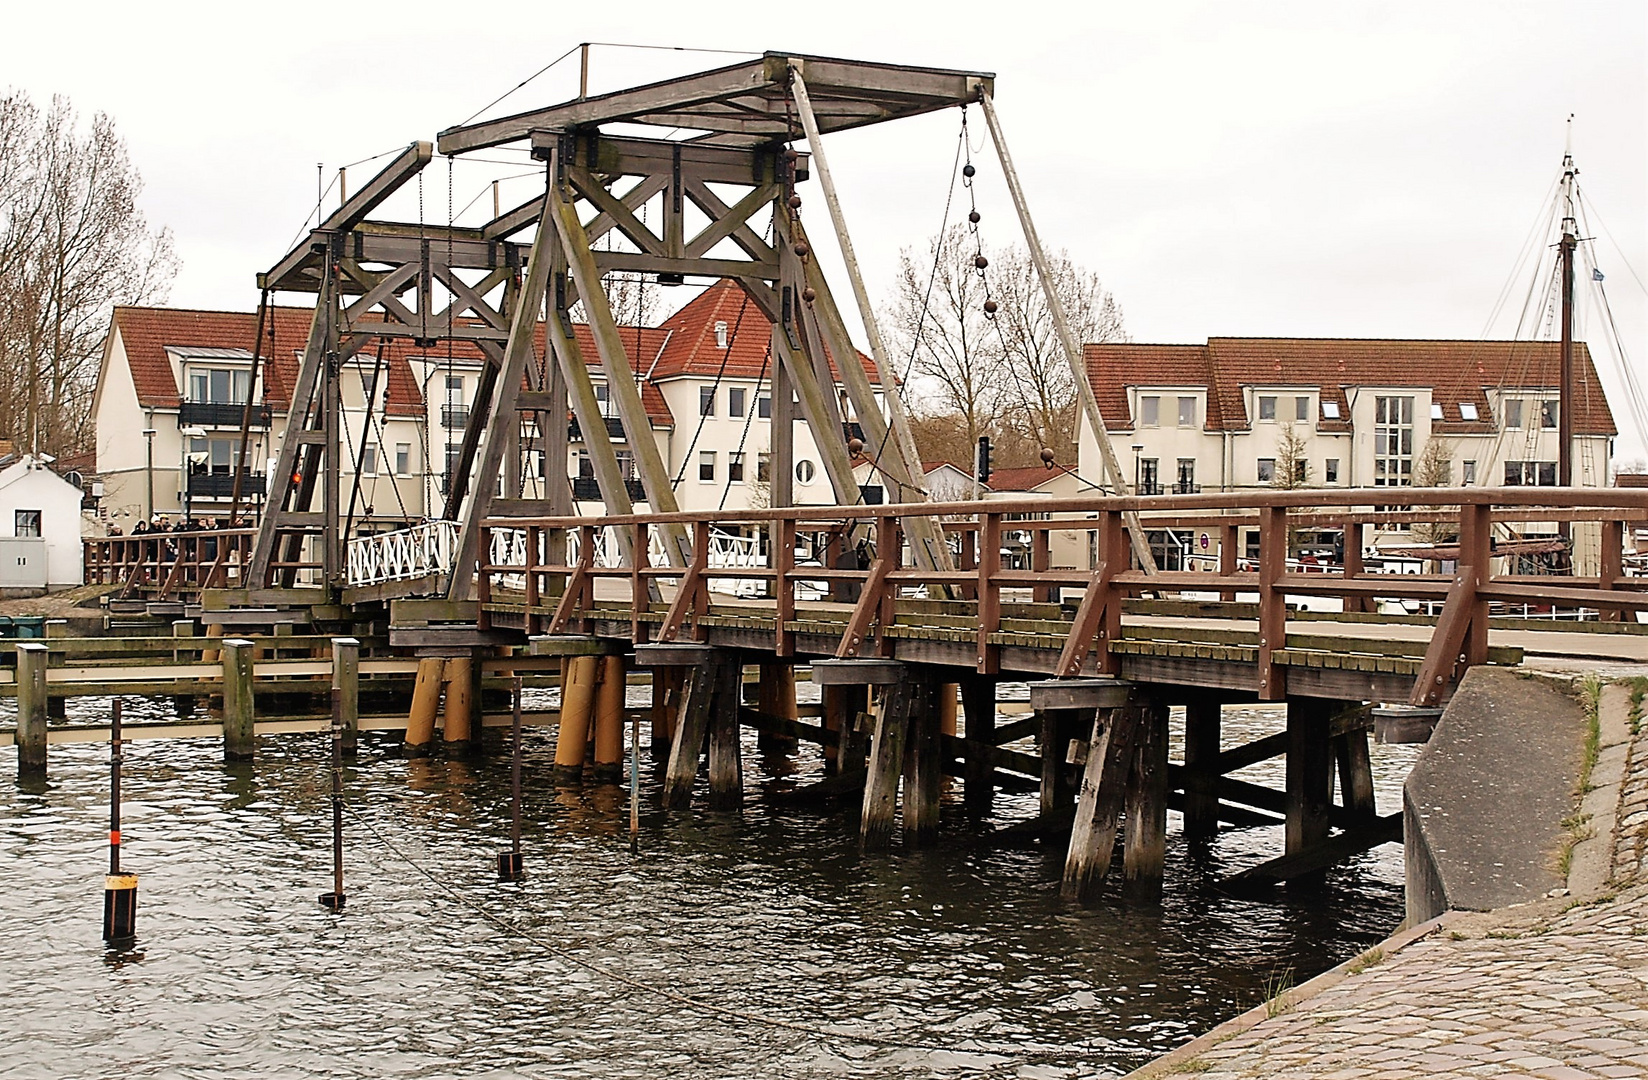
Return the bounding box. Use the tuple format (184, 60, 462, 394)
(318, 687, 346, 912)
(104, 699, 137, 942)
(497, 677, 524, 882)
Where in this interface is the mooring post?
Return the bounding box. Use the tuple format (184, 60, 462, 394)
(220, 638, 256, 762)
(1123, 697, 1169, 891)
(498, 677, 524, 881)
(404, 657, 445, 757)
(902, 675, 942, 846)
(556, 654, 599, 781)
(15, 642, 48, 778)
(706, 658, 744, 810)
(1286, 697, 1335, 888)
(441, 656, 476, 755)
(104, 698, 137, 943)
(960, 675, 996, 815)
(592, 653, 626, 782)
(1182, 696, 1223, 840)
(331, 637, 359, 758)
(319, 686, 346, 912)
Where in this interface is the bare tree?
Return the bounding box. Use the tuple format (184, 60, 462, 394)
(989, 245, 1127, 463)
(1411, 437, 1458, 544)
(0, 91, 176, 457)
(1271, 423, 1312, 489)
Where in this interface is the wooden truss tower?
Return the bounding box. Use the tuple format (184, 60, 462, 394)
(249, 52, 1154, 599)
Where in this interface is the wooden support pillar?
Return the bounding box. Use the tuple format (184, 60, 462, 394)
(556, 655, 599, 780)
(1599, 518, 1624, 622)
(1219, 523, 1238, 602)
(1040, 710, 1077, 817)
(706, 658, 744, 810)
(1123, 696, 1169, 890)
(1182, 696, 1222, 840)
(1061, 703, 1138, 903)
(592, 653, 626, 782)
(662, 657, 721, 808)
(960, 675, 995, 815)
(14, 643, 48, 778)
(1342, 521, 1368, 613)
(441, 656, 476, 755)
(756, 661, 798, 755)
(1332, 728, 1377, 824)
(331, 637, 359, 758)
(404, 657, 445, 758)
(903, 677, 942, 846)
(221, 638, 255, 762)
(824, 683, 868, 776)
(1286, 697, 1335, 888)
(861, 675, 915, 851)
(650, 667, 677, 755)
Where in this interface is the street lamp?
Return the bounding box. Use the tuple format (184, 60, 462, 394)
(142, 428, 157, 522)
(1131, 443, 1144, 494)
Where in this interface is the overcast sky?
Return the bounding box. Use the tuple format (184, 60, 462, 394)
(9, 1, 1645, 447)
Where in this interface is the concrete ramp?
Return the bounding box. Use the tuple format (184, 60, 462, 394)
(1405, 666, 1587, 922)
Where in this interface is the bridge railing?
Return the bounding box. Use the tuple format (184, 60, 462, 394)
(346, 520, 460, 587)
(479, 488, 1648, 706)
(84, 528, 258, 600)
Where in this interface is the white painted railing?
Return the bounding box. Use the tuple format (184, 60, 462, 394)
(347, 520, 459, 587)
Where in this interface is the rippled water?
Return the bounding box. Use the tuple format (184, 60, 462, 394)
(0, 691, 1417, 1079)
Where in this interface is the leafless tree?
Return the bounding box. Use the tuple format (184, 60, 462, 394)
(0, 91, 177, 458)
(1411, 437, 1459, 544)
(1271, 423, 1313, 490)
(989, 245, 1126, 463)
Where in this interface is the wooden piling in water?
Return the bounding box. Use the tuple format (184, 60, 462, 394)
(556, 654, 599, 780)
(1333, 726, 1377, 824)
(650, 667, 677, 755)
(15, 643, 48, 778)
(1061, 702, 1137, 902)
(902, 676, 941, 846)
(331, 637, 359, 758)
(1040, 710, 1077, 817)
(861, 677, 913, 850)
(662, 653, 723, 808)
(706, 659, 744, 810)
(221, 639, 256, 762)
(592, 653, 626, 782)
(1123, 697, 1169, 890)
(404, 657, 445, 757)
(960, 675, 995, 815)
(1286, 697, 1336, 889)
(1182, 696, 1223, 839)
(755, 661, 798, 755)
(441, 657, 476, 754)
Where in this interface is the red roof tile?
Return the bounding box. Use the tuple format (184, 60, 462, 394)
(1085, 337, 1616, 436)
(654, 279, 881, 383)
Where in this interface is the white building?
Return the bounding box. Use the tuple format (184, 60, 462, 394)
(0, 450, 87, 592)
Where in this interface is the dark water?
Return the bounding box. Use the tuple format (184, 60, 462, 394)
(0, 691, 1417, 1079)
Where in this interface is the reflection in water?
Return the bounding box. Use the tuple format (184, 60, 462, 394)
(0, 694, 1416, 1079)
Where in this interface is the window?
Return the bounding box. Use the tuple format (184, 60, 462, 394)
(1175, 458, 1196, 493)
(1258, 395, 1277, 421)
(1321, 400, 1341, 420)
(1139, 395, 1160, 427)
(728, 452, 744, 483)
(443, 445, 463, 494)
(729, 387, 746, 418)
(1256, 458, 1276, 483)
(714, 320, 729, 349)
(1138, 458, 1159, 494)
(1177, 397, 1196, 427)
(757, 394, 771, 419)
(1430, 403, 1444, 420)
(1295, 396, 1309, 422)
(699, 386, 716, 417)
(593, 382, 617, 418)
(796, 459, 816, 484)
(361, 446, 377, 476)
(699, 451, 716, 482)
(1374, 395, 1415, 487)
(1504, 400, 1523, 428)
(445, 375, 464, 403)
(188, 368, 251, 404)
(756, 453, 771, 483)
(1459, 403, 1479, 421)
(188, 436, 240, 474)
(396, 443, 412, 475)
(14, 510, 41, 538)
(1541, 400, 1558, 429)
(1504, 460, 1558, 486)
(1462, 460, 1476, 484)
(576, 451, 594, 479)
(1325, 458, 1339, 484)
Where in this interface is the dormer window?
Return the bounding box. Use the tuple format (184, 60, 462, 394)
(714, 320, 729, 349)
(188, 368, 251, 405)
(1430, 403, 1444, 420)
(1321, 401, 1341, 420)
(1459, 403, 1479, 421)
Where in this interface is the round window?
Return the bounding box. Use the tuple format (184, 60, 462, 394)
(795, 459, 816, 484)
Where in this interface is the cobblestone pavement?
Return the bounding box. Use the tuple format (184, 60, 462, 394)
(1130, 682, 1648, 1079)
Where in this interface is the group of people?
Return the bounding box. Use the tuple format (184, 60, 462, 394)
(107, 516, 253, 567)
(107, 515, 250, 538)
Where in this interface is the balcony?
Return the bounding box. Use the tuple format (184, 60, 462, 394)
(179, 401, 270, 428)
(572, 476, 648, 502)
(569, 416, 628, 441)
(441, 405, 470, 429)
(1136, 481, 1163, 496)
(186, 472, 266, 499)
(1173, 482, 1201, 495)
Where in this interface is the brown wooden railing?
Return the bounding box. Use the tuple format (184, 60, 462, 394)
(480, 488, 1648, 706)
(84, 528, 258, 600)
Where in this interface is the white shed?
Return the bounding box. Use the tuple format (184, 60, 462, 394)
(0, 455, 86, 591)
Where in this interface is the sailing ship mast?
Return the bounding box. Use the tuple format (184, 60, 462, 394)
(1559, 117, 1577, 489)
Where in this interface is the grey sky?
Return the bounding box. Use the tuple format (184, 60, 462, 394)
(9, 1, 1645, 448)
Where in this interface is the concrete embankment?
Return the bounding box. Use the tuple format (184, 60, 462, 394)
(1126, 671, 1648, 1079)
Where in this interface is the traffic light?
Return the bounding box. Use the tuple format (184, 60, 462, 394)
(976, 435, 992, 483)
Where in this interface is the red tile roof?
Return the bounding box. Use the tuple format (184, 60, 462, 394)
(1084, 337, 1616, 436)
(987, 464, 1071, 492)
(654, 278, 882, 383)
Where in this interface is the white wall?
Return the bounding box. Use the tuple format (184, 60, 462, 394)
(0, 457, 85, 587)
